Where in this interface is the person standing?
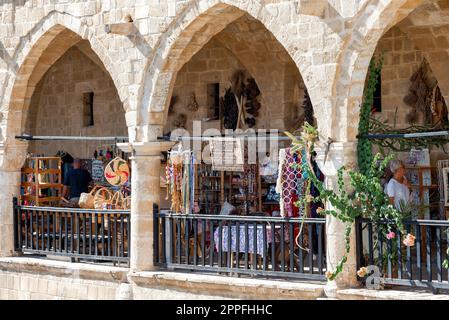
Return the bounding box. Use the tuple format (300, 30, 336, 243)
(385, 160, 411, 211)
(62, 159, 92, 203)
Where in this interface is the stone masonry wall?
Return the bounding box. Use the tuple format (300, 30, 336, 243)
(26, 44, 127, 159)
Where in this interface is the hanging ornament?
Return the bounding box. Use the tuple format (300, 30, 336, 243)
(187, 92, 199, 112)
(104, 157, 130, 186)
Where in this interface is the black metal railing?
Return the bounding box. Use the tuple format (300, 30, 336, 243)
(13, 197, 130, 265)
(356, 218, 449, 292)
(154, 206, 327, 280)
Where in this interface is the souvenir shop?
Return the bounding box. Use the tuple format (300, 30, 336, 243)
(18, 136, 132, 211)
(163, 135, 324, 219)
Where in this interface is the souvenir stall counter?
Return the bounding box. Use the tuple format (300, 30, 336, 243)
(19, 143, 132, 211)
(163, 138, 324, 218)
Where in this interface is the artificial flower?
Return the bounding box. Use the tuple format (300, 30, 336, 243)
(357, 266, 368, 277)
(386, 231, 395, 240)
(403, 233, 416, 247)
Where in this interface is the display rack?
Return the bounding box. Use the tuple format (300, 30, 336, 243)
(20, 157, 63, 206)
(406, 165, 439, 220)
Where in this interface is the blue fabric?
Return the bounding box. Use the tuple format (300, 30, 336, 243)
(63, 168, 92, 198)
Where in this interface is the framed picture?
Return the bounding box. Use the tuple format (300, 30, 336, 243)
(442, 167, 449, 207)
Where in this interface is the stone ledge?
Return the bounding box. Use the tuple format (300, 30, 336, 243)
(128, 270, 326, 300)
(336, 288, 449, 300)
(0, 257, 129, 283)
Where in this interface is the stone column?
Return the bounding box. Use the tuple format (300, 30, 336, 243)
(315, 141, 359, 296)
(118, 141, 174, 272)
(0, 141, 28, 257)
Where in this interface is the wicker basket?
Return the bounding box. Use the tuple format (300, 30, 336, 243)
(93, 187, 113, 210)
(79, 185, 101, 209)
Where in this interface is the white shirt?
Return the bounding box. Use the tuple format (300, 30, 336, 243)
(385, 178, 410, 211)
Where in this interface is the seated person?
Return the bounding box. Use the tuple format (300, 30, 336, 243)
(62, 159, 92, 203)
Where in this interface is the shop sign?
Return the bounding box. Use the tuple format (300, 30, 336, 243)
(92, 159, 105, 183)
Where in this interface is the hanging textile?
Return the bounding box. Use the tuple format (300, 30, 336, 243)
(276, 147, 307, 217)
(165, 149, 195, 214)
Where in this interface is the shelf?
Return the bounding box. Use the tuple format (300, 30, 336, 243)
(21, 182, 63, 188)
(22, 168, 61, 174)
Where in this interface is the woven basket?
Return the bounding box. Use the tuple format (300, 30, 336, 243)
(93, 187, 113, 210)
(123, 196, 131, 210)
(79, 185, 101, 209)
(104, 157, 130, 186)
(110, 191, 124, 209)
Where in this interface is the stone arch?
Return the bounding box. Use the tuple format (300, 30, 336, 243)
(0, 12, 130, 157)
(334, 0, 425, 141)
(139, 0, 314, 141)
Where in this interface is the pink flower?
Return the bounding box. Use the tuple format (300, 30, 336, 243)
(386, 232, 395, 240)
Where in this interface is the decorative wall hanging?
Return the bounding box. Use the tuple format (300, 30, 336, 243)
(223, 70, 262, 129)
(104, 157, 130, 186)
(404, 58, 438, 124)
(187, 92, 199, 112)
(172, 113, 187, 128)
(222, 88, 239, 130)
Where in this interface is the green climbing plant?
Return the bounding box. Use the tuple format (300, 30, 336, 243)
(358, 55, 384, 175)
(286, 123, 414, 281)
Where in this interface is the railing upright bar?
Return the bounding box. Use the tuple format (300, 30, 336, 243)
(271, 222, 275, 272)
(252, 222, 257, 270)
(83, 214, 86, 255)
(41, 211, 45, 251)
(218, 220, 223, 268)
(71, 212, 75, 254)
(397, 229, 402, 280)
(244, 222, 249, 270)
(378, 229, 383, 274)
(65, 212, 68, 253)
(298, 226, 304, 273)
(30, 209, 33, 250)
(263, 222, 267, 271)
(168, 216, 173, 264)
(53, 213, 56, 252)
(194, 218, 198, 266)
(426, 226, 432, 282)
(16, 200, 22, 250)
(24, 209, 28, 249)
(227, 222, 232, 268)
(289, 222, 294, 272)
(107, 215, 111, 257)
(201, 219, 205, 266)
(280, 222, 285, 272)
(209, 220, 214, 267)
(308, 223, 313, 274)
(94, 213, 98, 256)
(162, 213, 166, 264)
(46, 211, 50, 252)
(236, 222, 240, 269)
(436, 227, 442, 283)
(387, 238, 392, 278)
(406, 224, 412, 280)
(120, 215, 125, 257)
(368, 223, 374, 265)
(176, 218, 181, 264)
(416, 225, 422, 281)
(318, 224, 323, 275)
(153, 205, 159, 264)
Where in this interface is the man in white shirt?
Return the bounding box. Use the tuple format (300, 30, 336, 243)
(385, 160, 411, 211)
